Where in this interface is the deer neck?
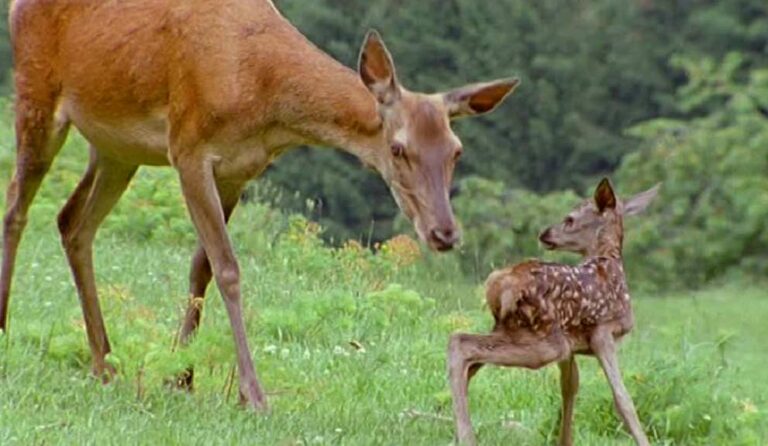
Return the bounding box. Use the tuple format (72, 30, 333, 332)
(273, 61, 386, 167)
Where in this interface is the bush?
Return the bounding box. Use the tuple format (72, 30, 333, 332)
(618, 54, 768, 289)
(450, 176, 579, 278)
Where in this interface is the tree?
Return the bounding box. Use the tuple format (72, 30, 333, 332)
(619, 54, 768, 288)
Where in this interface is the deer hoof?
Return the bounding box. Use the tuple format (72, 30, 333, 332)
(92, 362, 117, 384)
(238, 383, 269, 412)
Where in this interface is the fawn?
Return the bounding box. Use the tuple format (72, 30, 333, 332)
(448, 178, 660, 445)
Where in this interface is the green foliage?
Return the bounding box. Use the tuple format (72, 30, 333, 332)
(0, 213, 765, 444)
(619, 55, 768, 289)
(450, 176, 579, 277)
(264, 0, 768, 243)
(105, 168, 195, 243)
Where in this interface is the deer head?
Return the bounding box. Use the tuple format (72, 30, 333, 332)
(358, 31, 519, 251)
(538, 178, 660, 257)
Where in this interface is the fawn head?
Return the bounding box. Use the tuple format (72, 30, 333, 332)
(539, 178, 660, 257)
(358, 31, 519, 251)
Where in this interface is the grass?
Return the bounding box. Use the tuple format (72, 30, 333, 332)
(0, 213, 766, 445)
(0, 129, 766, 445)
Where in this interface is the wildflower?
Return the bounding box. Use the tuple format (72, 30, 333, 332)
(740, 399, 758, 414)
(380, 234, 421, 267)
(333, 345, 350, 357)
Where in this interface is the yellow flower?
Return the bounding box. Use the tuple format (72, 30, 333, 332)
(380, 234, 421, 267)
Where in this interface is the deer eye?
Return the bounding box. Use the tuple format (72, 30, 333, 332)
(564, 216, 575, 227)
(391, 142, 406, 159)
(453, 149, 463, 162)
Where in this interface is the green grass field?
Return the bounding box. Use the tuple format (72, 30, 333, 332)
(0, 202, 765, 445)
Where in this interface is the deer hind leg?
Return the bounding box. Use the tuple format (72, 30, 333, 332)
(557, 355, 579, 446)
(1, 99, 69, 331)
(448, 331, 570, 446)
(590, 330, 650, 446)
(57, 148, 137, 381)
(176, 187, 241, 391)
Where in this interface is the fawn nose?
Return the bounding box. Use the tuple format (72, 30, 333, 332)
(429, 227, 459, 251)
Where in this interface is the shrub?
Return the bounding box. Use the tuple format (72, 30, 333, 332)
(618, 54, 768, 289)
(450, 176, 579, 278)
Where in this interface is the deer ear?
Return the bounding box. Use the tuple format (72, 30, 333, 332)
(443, 78, 520, 119)
(594, 177, 617, 213)
(358, 30, 400, 106)
(624, 183, 661, 216)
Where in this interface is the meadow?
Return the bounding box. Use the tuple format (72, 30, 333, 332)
(0, 136, 765, 446)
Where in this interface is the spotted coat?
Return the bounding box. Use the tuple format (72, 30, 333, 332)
(485, 256, 633, 344)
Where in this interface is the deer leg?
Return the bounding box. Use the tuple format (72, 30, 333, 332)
(591, 330, 649, 446)
(175, 156, 266, 411)
(176, 188, 241, 390)
(1, 100, 69, 332)
(57, 149, 137, 381)
(557, 355, 579, 446)
(448, 332, 569, 446)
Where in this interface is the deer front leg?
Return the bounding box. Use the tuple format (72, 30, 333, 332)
(557, 356, 579, 446)
(448, 331, 570, 445)
(176, 156, 266, 411)
(176, 188, 241, 391)
(591, 330, 649, 446)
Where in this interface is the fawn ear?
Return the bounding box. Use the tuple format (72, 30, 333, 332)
(624, 183, 661, 216)
(359, 30, 400, 106)
(594, 178, 617, 213)
(443, 78, 520, 119)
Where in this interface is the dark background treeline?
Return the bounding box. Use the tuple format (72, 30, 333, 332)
(266, 0, 768, 242)
(0, 0, 766, 289)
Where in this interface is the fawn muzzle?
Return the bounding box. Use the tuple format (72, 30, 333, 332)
(539, 228, 557, 250)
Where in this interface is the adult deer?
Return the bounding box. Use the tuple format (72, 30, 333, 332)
(2, 0, 519, 409)
(448, 178, 659, 445)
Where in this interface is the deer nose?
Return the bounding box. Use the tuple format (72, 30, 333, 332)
(429, 227, 459, 251)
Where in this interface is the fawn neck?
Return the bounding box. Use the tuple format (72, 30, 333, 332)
(591, 218, 624, 260)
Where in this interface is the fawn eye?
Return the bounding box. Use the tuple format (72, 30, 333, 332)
(453, 149, 463, 162)
(564, 216, 575, 227)
(391, 142, 406, 159)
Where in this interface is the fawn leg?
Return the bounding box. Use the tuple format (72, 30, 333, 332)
(58, 149, 137, 380)
(176, 188, 241, 390)
(448, 332, 569, 446)
(557, 355, 579, 446)
(175, 155, 266, 410)
(1, 99, 69, 331)
(591, 330, 649, 446)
